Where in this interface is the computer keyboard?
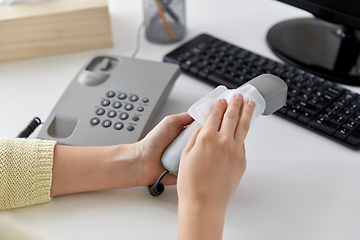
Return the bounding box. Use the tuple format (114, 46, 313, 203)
(163, 33, 360, 149)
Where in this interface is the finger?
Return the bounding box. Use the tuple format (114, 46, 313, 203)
(183, 126, 202, 154)
(220, 94, 244, 136)
(166, 112, 194, 132)
(203, 99, 227, 132)
(235, 100, 255, 142)
(156, 113, 194, 144)
(174, 112, 195, 128)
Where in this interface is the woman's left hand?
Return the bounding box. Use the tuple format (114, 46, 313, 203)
(134, 112, 194, 186)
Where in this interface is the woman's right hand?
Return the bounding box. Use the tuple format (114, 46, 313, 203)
(177, 94, 255, 240)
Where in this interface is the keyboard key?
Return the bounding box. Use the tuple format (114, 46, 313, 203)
(331, 115, 347, 125)
(335, 127, 352, 141)
(298, 112, 314, 124)
(346, 127, 360, 146)
(350, 112, 360, 123)
(198, 68, 210, 78)
(298, 101, 320, 114)
(287, 108, 302, 119)
(310, 117, 340, 135)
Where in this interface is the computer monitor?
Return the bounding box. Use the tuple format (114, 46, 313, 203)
(266, 0, 360, 86)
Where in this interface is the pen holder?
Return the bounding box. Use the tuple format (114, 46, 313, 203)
(143, 0, 186, 44)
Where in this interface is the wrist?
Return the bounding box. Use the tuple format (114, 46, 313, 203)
(178, 197, 228, 218)
(105, 143, 143, 189)
(51, 143, 142, 197)
(178, 199, 227, 240)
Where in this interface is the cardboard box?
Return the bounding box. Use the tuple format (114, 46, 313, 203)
(0, 0, 113, 62)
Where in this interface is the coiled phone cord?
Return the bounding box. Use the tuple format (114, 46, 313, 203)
(148, 169, 169, 197)
(17, 117, 42, 138)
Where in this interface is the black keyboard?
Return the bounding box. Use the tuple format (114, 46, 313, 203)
(163, 33, 360, 149)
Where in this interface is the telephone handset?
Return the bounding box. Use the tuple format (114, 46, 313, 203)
(37, 54, 180, 146)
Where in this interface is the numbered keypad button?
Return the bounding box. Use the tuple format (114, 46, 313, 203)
(120, 113, 129, 120)
(113, 101, 122, 109)
(106, 91, 116, 98)
(118, 93, 127, 100)
(107, 110, 117, 118)
(114, 122, 124, 130)
(90, 117, 100, 125)
(101, 99, 110, 106)
(124, 104, 134, 111)
(96, 108, 105, 116)
(129, 95, 139, 102)
(102, 120, 112, 128)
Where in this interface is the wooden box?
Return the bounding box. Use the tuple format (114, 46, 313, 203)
(0, 0, 113, 62)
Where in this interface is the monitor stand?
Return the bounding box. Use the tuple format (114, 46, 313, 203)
(266, 18, 360, 86)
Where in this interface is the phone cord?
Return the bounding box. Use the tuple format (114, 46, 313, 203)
(17, 117, 42, 138)
(148, 169, 169, 197)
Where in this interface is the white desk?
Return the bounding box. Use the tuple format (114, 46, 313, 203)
(1, 0, 360, 239)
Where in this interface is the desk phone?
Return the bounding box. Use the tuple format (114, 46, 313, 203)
(37, 54, 180, 146)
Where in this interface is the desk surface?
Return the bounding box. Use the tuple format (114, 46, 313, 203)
(1, 0, 360, 239)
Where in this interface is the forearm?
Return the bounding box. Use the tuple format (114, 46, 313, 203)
(178, 200, 227, 240)
(50, 144, 142, 197)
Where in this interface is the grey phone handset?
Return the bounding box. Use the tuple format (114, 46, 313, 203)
(37, 54, 180, 146)
(148, 74, 288, 196)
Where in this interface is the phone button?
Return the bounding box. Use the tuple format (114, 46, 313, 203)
(127, 125, 135, 131)
(101, 99, 111, 106)
(96, 108, 105, 116)
(120, 113, 129, 120)
(113, 101, 122, 108)
(114, 122, 124, 130)
(124, 104, 134, 111)
(102, 120, 112, 128)
(129, 95, 139, 102)
(106, 91, 116, 98)
(118, 93, 127, 100)
(107, 110, 117, 118)
(90, 118, 100, 125)
(132, 116, 140, 121)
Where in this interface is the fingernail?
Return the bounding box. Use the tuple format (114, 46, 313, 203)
(220, 99, 227, 105)
(247, 100, 255, 107)
(235, 94, 243, 101)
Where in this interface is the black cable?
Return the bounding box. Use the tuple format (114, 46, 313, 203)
(148, 169, 169, 197)
(17, 117, 42, 138)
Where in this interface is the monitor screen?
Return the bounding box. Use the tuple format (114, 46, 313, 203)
(276, 0, 360, 30)
(309, 0, 360, 18)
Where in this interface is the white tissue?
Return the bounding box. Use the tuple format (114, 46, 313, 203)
(187, 84, 266, 128)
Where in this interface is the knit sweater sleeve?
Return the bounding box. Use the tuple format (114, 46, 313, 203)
(0, 138, 56, 210)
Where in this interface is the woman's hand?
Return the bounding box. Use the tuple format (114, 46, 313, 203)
(177, 94, 255, 240)
(134, 112, 194, 186)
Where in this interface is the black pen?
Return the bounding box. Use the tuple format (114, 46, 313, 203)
(155, 0, 180, 23)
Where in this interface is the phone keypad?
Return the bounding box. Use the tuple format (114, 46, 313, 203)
(90, 91, 149, 132)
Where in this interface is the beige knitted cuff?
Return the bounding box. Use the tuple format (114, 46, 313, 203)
(0, 138, 56, 210)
